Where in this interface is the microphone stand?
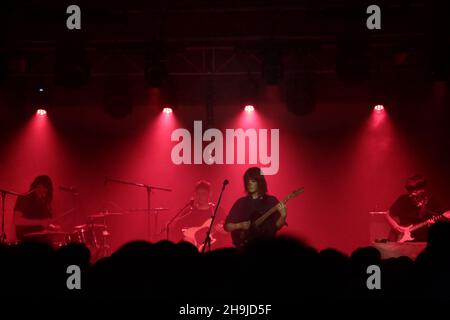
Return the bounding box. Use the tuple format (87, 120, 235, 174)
(0, 188, 35, 244)
(201, 180, 228, 253)
(165, 200, 193, 241)
(105, 177, 172, 241)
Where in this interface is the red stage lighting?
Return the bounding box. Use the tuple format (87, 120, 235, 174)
(244, 105, 255, 113)
(36, 109, 47, 116)
(374, 104, 384, 111)
(163, 107, 173, 114)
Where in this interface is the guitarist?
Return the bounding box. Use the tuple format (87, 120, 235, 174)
(224, 167, 287, 247)
(387, 175, 444, 242)
(172, 180, 229, 248)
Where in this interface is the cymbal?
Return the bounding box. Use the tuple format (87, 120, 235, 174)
(88, 212, 123, 219)
(127, 208, 169, 212)
(73, 224, 107, 229)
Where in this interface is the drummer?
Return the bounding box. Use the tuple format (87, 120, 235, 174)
(14, 175, 56, 240)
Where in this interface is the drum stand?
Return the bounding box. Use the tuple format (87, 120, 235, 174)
(85, 216, 111, 260)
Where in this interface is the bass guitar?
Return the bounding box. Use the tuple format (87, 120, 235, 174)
(231, 187, 304, 248)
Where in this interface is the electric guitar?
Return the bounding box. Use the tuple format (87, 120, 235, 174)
(396, 210, 450, 242)
(231, 187, 304, 248)
(182, 218, 227, 251)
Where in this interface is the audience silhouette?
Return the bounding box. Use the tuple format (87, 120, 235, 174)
(2, 221, 450, 300)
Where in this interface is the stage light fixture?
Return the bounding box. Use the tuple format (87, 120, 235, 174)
(244, 105, 254, 113)
(374, 104, 384, 111)
(163, 107, 173, 114)
(36, 109, 47, 116)
(240, 76, 259, 111)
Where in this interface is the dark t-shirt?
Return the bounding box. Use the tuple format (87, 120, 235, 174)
(14, 194, 52, 219)
(14, 194, 52, 239)
(389, 194, 443, 241)
(225, 194, 280, 244)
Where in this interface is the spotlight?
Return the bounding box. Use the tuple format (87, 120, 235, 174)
(240, 77, 259, 110)
(38, 88, 44, 93)
(244, 105, 254, 113)
(159, 79, 178, 114)
(163, 107, 173, 114)
(374, 104, 384, 111)
(36, 109, 47, 116)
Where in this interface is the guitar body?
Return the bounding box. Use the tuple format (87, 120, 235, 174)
(232, 211, 278, 248)
(182, 218, 216, 249)
(397, 229, 414, 243)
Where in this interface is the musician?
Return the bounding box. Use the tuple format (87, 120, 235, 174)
(224, 167, 287, 246)
(172, 180, 228, 249)
(387, 175, 443, 242)
(14, 175, 55, 240)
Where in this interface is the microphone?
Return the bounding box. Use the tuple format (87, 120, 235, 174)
(223, 179, 229, 187)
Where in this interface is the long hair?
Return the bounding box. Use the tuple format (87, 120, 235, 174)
(29, 175, 53, 204)
(243, 167, 268, 196)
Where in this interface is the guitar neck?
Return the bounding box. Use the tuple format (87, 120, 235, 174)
(252, 188, 304, 228)
(410, 214, 446, 232)
(254, 200, 286, 227)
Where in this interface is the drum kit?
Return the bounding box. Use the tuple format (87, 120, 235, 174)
(2, 178, 171, 257)
(21, 211, 124, 260)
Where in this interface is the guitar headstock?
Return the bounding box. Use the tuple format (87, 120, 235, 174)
(283, 187, 305, 203)
(443, 210, 450, 219)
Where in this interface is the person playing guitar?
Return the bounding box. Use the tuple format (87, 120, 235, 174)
(387, 174, 447, 242)
(14, 175, 59, 240)
(224, 167, 287, 248)
(173, 180, 229, 249)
